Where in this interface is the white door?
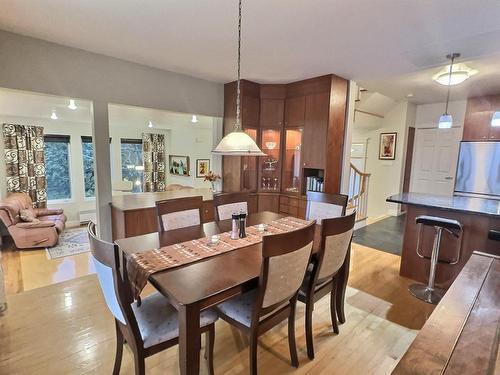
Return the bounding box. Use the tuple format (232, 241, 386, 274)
(410, 128, 462, 195)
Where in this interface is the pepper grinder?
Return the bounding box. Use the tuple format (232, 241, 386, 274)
(239, 212, 247, 238)
(231, 213, 239, 240)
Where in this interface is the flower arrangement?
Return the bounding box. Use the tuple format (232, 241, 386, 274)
(204, 171, 221, 192)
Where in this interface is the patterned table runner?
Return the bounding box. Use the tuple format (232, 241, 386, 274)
(127, 216, 311, 299)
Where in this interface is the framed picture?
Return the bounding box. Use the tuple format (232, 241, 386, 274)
(169, 155, 190, 176)
(196, 159, 210, 178)
(379, 132, 397, 160)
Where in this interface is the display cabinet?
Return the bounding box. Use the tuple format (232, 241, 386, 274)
(282, 128, 303, 194)
(258, 129, 281, 192)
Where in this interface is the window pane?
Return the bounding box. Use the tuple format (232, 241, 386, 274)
(121, 141, 143, 193)
(44, 141, 71, 200)
(82, 142, 95, 198)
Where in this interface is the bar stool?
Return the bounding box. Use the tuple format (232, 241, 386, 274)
(409, 215, 463, 304)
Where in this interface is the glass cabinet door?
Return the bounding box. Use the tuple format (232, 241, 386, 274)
(241, 128, 258, 191)
(259, 129, 281, 191)
(282, 128, 303, 194)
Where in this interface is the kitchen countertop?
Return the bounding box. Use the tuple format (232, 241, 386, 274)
(387, 192, 500, 218)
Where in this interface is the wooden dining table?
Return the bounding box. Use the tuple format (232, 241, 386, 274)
(116, 211, 350, 375)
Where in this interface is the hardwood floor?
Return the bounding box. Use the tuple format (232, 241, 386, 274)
(0, 239, 435, 374)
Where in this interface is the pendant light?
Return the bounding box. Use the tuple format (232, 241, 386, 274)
(438, 53, 459, 129)
(213, 0, 265, 156)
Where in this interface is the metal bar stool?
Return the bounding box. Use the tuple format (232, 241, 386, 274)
(409, 215, 463, 304)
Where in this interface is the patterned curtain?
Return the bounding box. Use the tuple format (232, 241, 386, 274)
(142, 133, 166, 192)
(3, 123, 47, 208)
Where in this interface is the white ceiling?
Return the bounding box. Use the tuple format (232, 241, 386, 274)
(1, 0, 500, 103)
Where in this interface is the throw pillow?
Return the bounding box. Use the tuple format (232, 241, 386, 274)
(19, 209, 40, 223)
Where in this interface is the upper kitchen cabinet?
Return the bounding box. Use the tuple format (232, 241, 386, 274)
(463, 95, 500, 141)
(260, 84, 286, 128)
(285, 96, 306, 127)
(302, 92, 329, 169)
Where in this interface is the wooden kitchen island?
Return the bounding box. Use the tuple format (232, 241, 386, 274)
(387, 192, 500, 288)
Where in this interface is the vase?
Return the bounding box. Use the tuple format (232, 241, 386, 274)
(210, 181, 216, 193)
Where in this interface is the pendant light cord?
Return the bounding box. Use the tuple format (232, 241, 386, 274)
(235, 0, 242, 131)
(444, 54, 456, 114)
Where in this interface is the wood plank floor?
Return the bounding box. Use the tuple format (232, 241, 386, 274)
(0, 242, 435, 374)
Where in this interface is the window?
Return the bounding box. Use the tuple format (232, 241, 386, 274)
(81, 136, 95, 198)
(44, 135, 71, 200)
(120, 139, 144, 193)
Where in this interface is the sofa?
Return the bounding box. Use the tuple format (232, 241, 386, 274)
(0, 193, 67, 249)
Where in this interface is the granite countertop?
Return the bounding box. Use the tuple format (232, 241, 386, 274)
(387, 192, 500, 218)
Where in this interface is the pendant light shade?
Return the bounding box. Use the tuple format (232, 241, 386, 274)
(212, 0, 265, 156)
(491, 111, 500, 127)
(438, 114, 453, 129)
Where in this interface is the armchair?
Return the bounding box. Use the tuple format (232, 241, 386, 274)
(0, 193, 67, 249)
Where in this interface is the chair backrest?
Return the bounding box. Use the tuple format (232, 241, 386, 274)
(213, 192, 250, 221)
(315, 211, 356, 282)
(87, 222, 135, 327)
(306, 191, 348, 223)
(155, 196, 203, 231)
(255, 222, 316, 316)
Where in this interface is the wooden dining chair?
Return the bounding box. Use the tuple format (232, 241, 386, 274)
(213, 192, 250, 221)
(297, 211, 356, 359)
(216, 222, 316, 375)
(306, 191, 348, 223)
(155, 196, 203, 231)
(87, 222, 218, 375)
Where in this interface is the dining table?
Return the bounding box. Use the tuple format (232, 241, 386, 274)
(116, 211, 351, 375)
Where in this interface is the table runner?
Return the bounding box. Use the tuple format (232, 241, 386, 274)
(127, 216, 311, 299)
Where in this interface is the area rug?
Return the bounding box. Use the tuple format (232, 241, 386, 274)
(46, 227, 90, 260)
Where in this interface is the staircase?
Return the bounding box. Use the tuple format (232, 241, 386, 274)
(348, 163, 370, 222)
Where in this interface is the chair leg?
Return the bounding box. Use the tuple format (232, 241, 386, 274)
(305, 298, 315, 360)
(113, 321, 124, 375)
(288, 298, 299, 368)
(204, 324, 215, 375)
(133, 353, 145, 375)
(330, 279, 339, 334)
(249, 332, 259, 375)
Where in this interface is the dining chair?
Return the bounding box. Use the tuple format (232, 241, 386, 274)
(306, 191, 348, 223)
(155, 196, 203, 231)
(87, 222, 218, 375)
(213, 192, 250, 221)
(216, 222, 316, 375)
(297, 211, 356, 359)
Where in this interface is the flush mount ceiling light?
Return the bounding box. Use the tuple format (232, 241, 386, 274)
(213, 0, 265, 156)
(438, 53, 459, 129)
(68, 99, 77, 110)
(492, 111, 500, 127)
(50, 109, 58, 120)
(191, 115, 198, 123)
(148, 120, 153, 128)
(433, 62, 477, 86)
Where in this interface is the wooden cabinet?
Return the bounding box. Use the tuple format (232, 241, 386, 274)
(260, 99, 284, 127)
(282, 128, 303, 194)
(258, 193, 280, 213)
(278, 195, 307, 219)
(285, 96, 306, 127)
(259, 129, 282, 192)
(463, 95, 500, 141)
(302, 92, 329, 169)
(241, 95, 260, 127)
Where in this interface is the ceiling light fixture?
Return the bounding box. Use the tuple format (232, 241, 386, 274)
(433, 62, 477, 86)
(438, 53, 459, 129)
(213, 0, 265, 156)
(492, 111, 500, 127)
(68, 99, 77, 110)
(148, 120, 153, 128)
(50, 109, 58, 120)
(191, 115, 198, 123)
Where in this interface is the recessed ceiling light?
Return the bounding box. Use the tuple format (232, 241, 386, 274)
(191, 115, 198, 123)
(68, 99, 77, 110)
(432, 62, 477, 86)
(50, 110, 58, 120)
(407, 93, 414, 98)
(148, 120, 153, 128)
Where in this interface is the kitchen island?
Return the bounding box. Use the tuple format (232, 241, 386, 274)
(387, 192, 500, 288)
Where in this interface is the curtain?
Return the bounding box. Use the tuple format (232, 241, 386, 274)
(3, 123, 47, 208)
(142, 133, 166, 192)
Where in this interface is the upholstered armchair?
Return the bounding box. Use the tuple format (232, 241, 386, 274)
(0, 193, 67, 249)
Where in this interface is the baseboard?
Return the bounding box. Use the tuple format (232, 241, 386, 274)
(65, 220, 82, 228)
